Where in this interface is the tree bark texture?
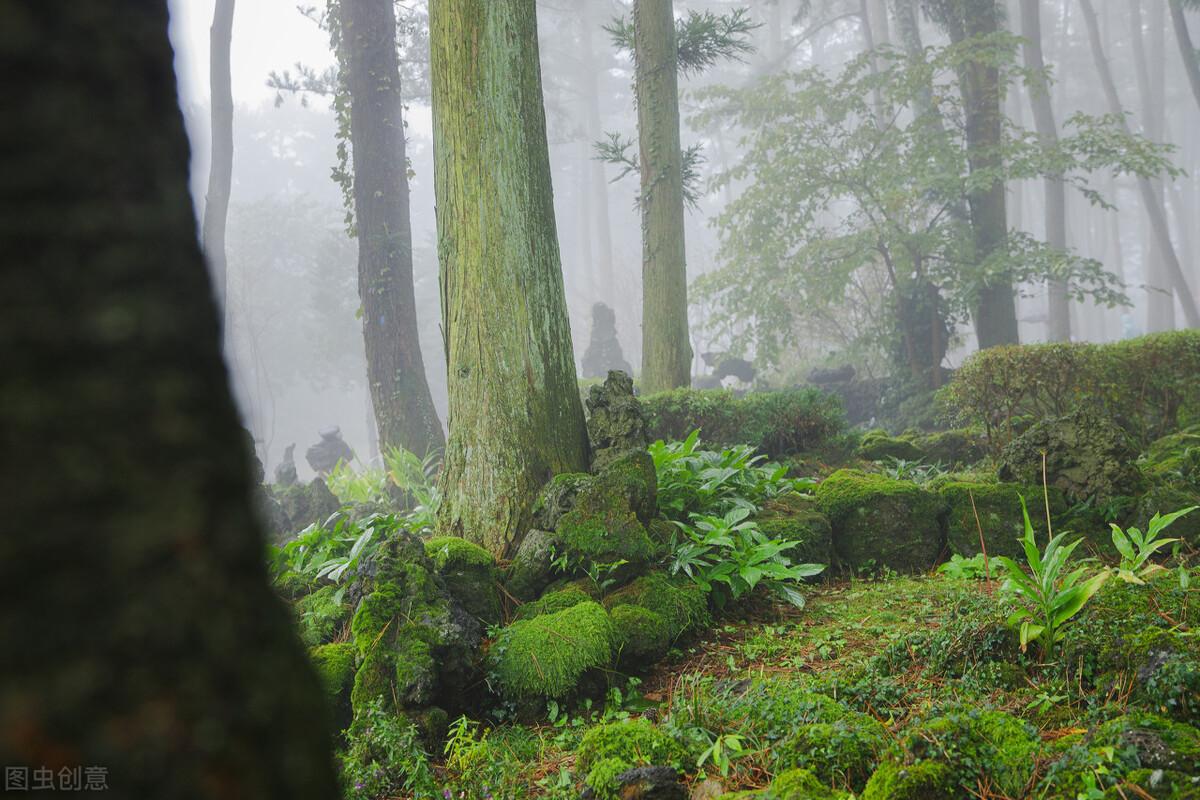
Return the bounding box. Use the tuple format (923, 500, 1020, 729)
(1019, 0, 1071, 341)
(635, 0, 693, 393)
(430, 0, 590, 558)
(0, 3, 339, 797)
(203, 0, 235, 333)
(338, 0, 446, 456)
(1080, 0, 1200, 328)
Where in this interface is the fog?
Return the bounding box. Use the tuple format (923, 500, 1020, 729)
(170, 0, 1200, 480)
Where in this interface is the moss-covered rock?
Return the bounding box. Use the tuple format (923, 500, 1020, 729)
(765, 768, 851, 800)
(293, 583, 350, 647)
(855, 430, 926, 463)
(273, 476, 340, 537)
(602, 572, 710, 641)
(815, 470, 945, 573)
(860, 760, 957, 800)
(753, 494, 833, 569)
(424, 536, 502, 625)
(1132, 485, 1200, 547)
(504, 528, 559, 602)
(899, 709, 1040, 797)
(586, 370, 650, 471)
(594, 448, 658, 525)
(911, 430, 986, 468)
(575, 718, 687, 774)
(310, 641, 355, 731)
(938, 481, 1059, 559)
(514, 585, 592, 621)
(611, 604, 671, 667)
(533, 473, 591, 532)
(999, 409, 1145, 504)
(490, 601, 615, 702)
(554, 463, 659, 577)
(774, 711, 889, 791)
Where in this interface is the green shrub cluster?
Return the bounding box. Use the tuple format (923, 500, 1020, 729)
(642, 388, 846, 458)
(940, 331, 1200, 450)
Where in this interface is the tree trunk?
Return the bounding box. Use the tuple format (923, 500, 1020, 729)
(0, 4, 339, 796)
(337, 0, 445, 456)
(635, 0, 693, 393)
(1019, 0, 1071, 341)
(203, 0, 235, 336)
(430, 0, 590, 558)
(1080, 0, 1200, 328)
(1170, 0, 1200, 111)
(951, 0, 1021, 348)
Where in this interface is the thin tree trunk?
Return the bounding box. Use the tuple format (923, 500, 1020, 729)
(430, 0, 590, 558)
(1170, 0, 1200, 111)
(338, 0, 445, 456)
(581, 3, 616, 305)
(635, 0, 693, 393)
(1020, 0, 1071, 341)
(0, 3, 338, 795)
(203, 0, 235, 336)
(1080, 0, 1200, 327)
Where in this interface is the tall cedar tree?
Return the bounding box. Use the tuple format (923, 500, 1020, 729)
(1171, 0, 1200, 111)
(0, 3, 339, 797)
(1019, 0, 1071, 341)
(925, 0, 1020, 348)
(1079, 0, 1200, 328)
(338, 0, 445, 455)
(635, 0, 694, 393)
(430, 0, 590, 557)
(204, 0, 235, 333)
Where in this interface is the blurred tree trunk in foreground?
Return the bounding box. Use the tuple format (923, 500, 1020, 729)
(203, 0, 235, 336)
(337, 0, 445, 456)
(431, 0, 590, 557)
(0, 4, 339, 797)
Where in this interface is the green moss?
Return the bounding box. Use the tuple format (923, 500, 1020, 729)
(860, 760, 957, 800)
(424, 536, 495, 571)
(555, 474, 658, 573)
(1132, 485, 1200, 547)
(490, 601, 615, 701)
(423, 535, 502, 624)
(583, 757, 628, 800)
(856, 430, 925, 462)
(594, 448, 658, 524)
(753, 494, 833, 568)
(775, 714, 888, 791)
(575, 718, 686, 774)
(514, 586, 592, 621)
(900, 709, 1040, 797)
(815, 470, 945, 573)
(765, 768, 850, 799)
(532, 472, 591, 530)
(938, 481, 1057, 559)
(310, 641, 356, 703)
(350, 625, 436, 713)
(675, 677, 847, 744)
(610, 604, 671, 666)
(602, 572, 710, 640)
(293, 584, 350, 647)
(911, 430, 986, 468)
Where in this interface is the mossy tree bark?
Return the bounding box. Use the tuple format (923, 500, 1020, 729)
(635, 0, 693, 393)
(0, 3, 338, 797)
(338, 0, 445, 456)
(430, 0, 590, 558)
(203, 0, 235, 335)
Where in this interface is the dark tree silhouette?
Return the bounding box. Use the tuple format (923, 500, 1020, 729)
(0, 4, 339, 798)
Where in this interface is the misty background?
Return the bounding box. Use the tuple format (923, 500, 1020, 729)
(168, 0, 1200, 481)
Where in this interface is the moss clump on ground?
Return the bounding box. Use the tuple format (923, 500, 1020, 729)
(815, 470, 945, 573)
(938, 481, 1055, 559)
(855, 430, 925, 462)
(513, 585, 592, 621)
(753, 493, 833, 568)
(610, 604, 671, 666)
(602, 571, 710, 641)
(774, 711, 888, 791)
(860, 760, 957, 800)
(490, 601, 615, 701)
(911, 429, 986, 467)
(899, 709, 1040, 797)
(424, 535, 502, 625)
(765, 768, 850, 799)
(575, 718, 687, 774)
(310, 641, 356, 702)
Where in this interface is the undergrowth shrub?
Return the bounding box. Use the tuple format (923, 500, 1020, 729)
(642, 387, 846, 458)
(940, 331, 1200, 450)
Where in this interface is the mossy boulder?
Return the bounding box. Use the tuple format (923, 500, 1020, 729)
(293, 583, 350, 647)
(860, 760, 957, 800)
(939, 481, 1060, 559)
(533, 473, 591, 531)
(611, 604, 671, 667)
(583, 764, 688, 800)
(514, 585, 592, 621)
(815, 470, 945, 573)
(586, 370, 650, 471)
(273, 477, 340, 537)
(310, 641, 355, 731)
(576, 718, 687, 775)
(899, 709, 1040, 797)
(855, 430, 925, 463)
(1141, 424, 1200, 490)
(1132, 485, 1200, 547)
(490, 601, 615, 702)
(424, 536, 502, 625)
(347, 532, 482, 717)
(911, 429, 986, 468)
(753, 494, 833, 569)
(555, 482, 657, 578)
(505, 528, 559, 602)
(764, 768, 851, 800)
(774, 710, 889, 791)
(602, 572, 710, 641)
(999, 408, 1145, 504)
(594, 448, 658, 525)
